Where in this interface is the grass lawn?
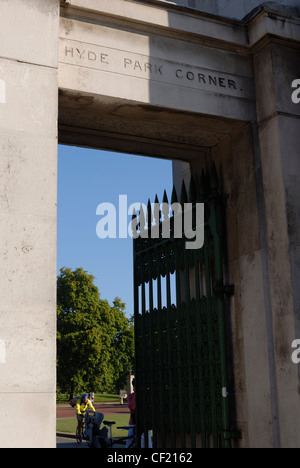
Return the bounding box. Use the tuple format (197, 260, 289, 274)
(94, 394, 120, 404)
(57, 393, 120, 405)
(57, 414, 130, 438)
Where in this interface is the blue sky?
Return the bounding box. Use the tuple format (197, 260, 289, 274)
(57, 145, 173, 316)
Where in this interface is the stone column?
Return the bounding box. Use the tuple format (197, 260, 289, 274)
(253, 37, 300, 448)
(0, 0, 59, 448)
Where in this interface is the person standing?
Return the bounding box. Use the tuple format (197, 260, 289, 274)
(126, 378, 153, 448)
(128, 378, 136, 425)
(126, 378, 136, 447)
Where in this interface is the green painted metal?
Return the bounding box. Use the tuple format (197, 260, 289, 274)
(133, 164, 236, 448)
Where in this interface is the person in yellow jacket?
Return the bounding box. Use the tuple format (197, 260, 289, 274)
(76, 393, 96, 439)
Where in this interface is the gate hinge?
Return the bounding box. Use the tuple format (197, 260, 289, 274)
(214, 284, 235, 297)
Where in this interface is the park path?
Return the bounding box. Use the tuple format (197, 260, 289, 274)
(57, 403, 130, 419)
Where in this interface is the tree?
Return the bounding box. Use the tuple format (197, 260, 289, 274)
(57, 267, 134, 395)
(108, 298, 135, 391)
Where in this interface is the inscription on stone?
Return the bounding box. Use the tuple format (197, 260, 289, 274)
(59, 38, 253, 99)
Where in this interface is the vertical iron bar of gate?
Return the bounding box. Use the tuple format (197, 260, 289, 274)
(172, 195, 185, 447)
(210, 186, 231, 448)
(190, 185, 206, 448)
(184, 250, 196, 448)
(175, 257, 186, 448)
(181, 184, 195, 448)
(157, 273, 166, 447)
(204, 232, 218, 447)
(194, 247, 206, 447)
(149, 276, 158, 447)
(142, 282, 150, 448)
(166, 271, 176, 447)
(133, 241, 141, 448)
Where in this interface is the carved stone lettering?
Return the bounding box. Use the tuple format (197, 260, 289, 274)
(59, 38, 253, 100)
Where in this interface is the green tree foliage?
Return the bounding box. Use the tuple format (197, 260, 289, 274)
(57, 267, 134, 395)
(109, 298, 135, 391)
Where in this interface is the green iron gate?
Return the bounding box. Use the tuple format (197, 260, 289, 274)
(133, 164, 236, 448)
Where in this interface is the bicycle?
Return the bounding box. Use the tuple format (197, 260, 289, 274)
(75, 419, 86, 445)
(96, 420, 136, 448)
(76, 410, 100, 446)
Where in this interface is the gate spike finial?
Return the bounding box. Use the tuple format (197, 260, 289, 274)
(162, 190, 169, 222)
(139, 204, 146, 233)
(147, 199, 153, 232)
(132, 207, 137, 221)
(131, 207, 139, 240)
(171, 185, 178, 205)
(154, 194, 161, 224)
(171, 186, 181, 217)
(163, 189, 169, 205)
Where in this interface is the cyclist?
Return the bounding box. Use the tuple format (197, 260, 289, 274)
(76, 393, 96, 439)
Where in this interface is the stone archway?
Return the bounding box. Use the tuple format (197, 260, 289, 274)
(1, 0, 300, 448)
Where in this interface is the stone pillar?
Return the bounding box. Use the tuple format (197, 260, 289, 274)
(253, 40, 300, 448)
(0, 0, 59, 448)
